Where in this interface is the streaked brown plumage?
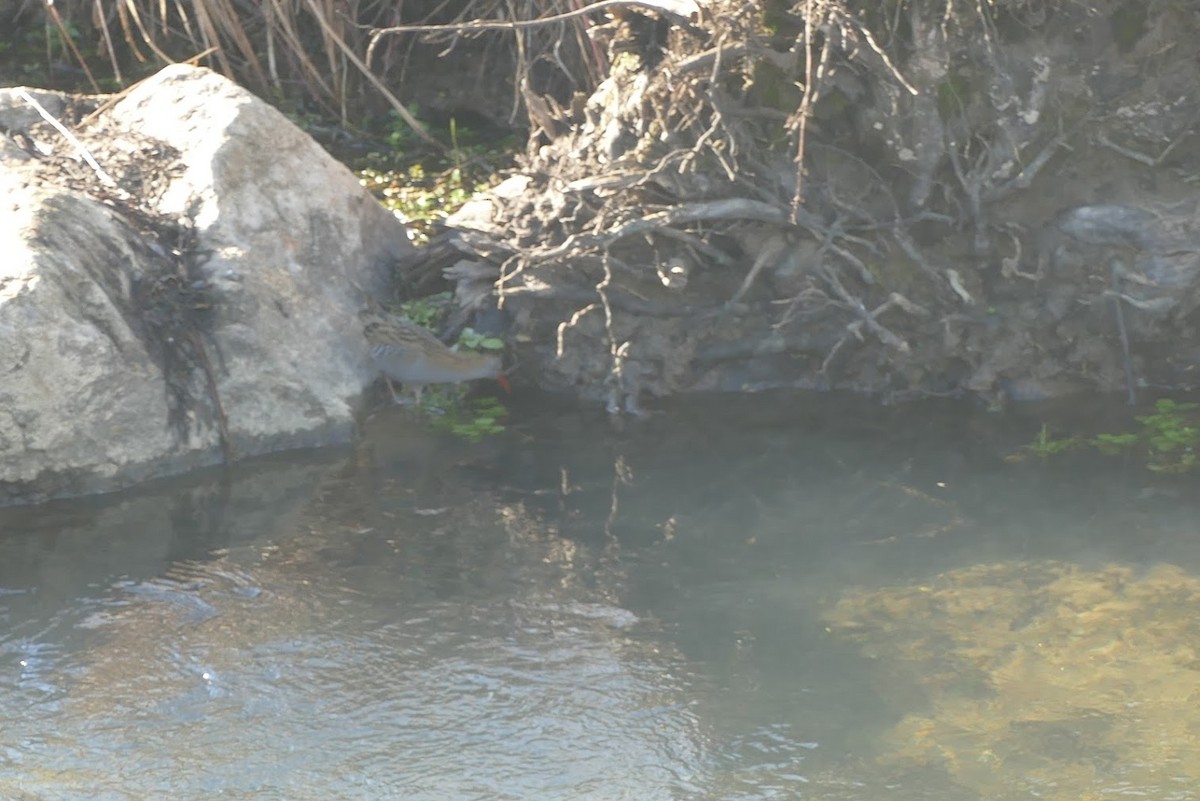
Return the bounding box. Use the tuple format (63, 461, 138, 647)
(361, 312, 509, 406)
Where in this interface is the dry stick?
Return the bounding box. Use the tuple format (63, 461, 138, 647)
(829, 242, 876, 286)
(506, 0, 536, 133)
(572, 0, 609, 81)
(838, 11, 918, 96)
(597, 249, 632, 415)
(1104, 293, 1175, 313)
(655, 225, 734, 267)
(556, 302, 601, 358)
(549, 31, 582, 91)
(1098, 112, 1198, 167)
(983, 136, 1066, 203)
(188, 0, 235, 80)
(946, 131, 995, 266)
(679, 35, 736, 180)
(821, 265, 912, 353)
(170, 0, 199, 41)
(529, 198, 817, 266)
(265, 13, 277, 86)
(676, 44, 747, 75)
(683, 111, 733, 180)
(262, 0, 333, 99)
(118, 0, 175, 64)
(1109, 258, 1138, 406)
(820, 330, 852, 374)
(305, 0, 348, 120)
(93, 0, 124, 84)
(820, 286, 928, 375)
(790, 0, 824, 226)
(727, 233, 786, 307)
(18, 89, 121, 190)
(504, 197, 824, 304)
(113, 2, 145, 64)
(299, 0, 441, 150)
(370, 0, 700, 36)
(944, 269, 975, 306)
(496, 251, 522, 310)
(42, 0, 101, 93)
(509, 282, 700, 317)
(773, 285, 831, 331)
(204, 0, 269, 89)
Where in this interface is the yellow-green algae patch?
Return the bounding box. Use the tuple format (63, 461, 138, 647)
(825, 561, 1200, 799)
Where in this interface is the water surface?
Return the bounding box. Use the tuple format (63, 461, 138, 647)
(2, 393, 1198, 800)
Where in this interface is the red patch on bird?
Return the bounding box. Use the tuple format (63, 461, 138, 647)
(496, 373, 512, 394)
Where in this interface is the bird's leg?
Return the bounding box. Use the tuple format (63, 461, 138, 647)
(385, 376, 404, 405)
(391, 380, 423, 408)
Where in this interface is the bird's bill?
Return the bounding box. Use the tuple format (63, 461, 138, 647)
(496, 373, 512, 394)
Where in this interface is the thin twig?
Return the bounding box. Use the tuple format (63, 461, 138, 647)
(838, 10, 918, 95)
(529, 198, 814, 266)
(727, 233, 786, 307)
(370, 0, 702, 37)
(556, 303, 600, 357)
(300, 0, 441, 150)
(791, 0, 828, 225)
(821, 265, 912, 353)
(597, 248, 627, 414)
(43, 0, 101, 93)
(118, 0, 177, 64)
(18, 89, 119, 189)
(94, 0, 124, 84)
(1109, 258, 1137, 406)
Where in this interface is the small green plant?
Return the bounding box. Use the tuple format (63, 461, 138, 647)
(397, 292, 451, 328)
(358, 162, 491, 244)
(385, 103, 425, 152)
(1014, 398, 1200, 472)
(1021, 424, 1082, 459)
(457, 327, 505, 352)
(1091, 432, 1138, 455)
(355, 103, 516, 244)
(1135, 399, 1200, 473)
(434, 396, 508, 442)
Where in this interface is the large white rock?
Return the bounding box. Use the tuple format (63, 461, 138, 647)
(0, 66, 412, 504)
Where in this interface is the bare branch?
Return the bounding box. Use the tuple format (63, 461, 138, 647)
(18, 90, 120, 191)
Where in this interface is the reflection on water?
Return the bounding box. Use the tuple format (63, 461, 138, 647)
(1, 393, 1199, 799)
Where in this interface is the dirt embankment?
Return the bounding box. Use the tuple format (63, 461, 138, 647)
(415, 0, 1200, 410)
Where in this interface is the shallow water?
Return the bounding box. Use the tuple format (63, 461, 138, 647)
(2, 392, 1198, 800)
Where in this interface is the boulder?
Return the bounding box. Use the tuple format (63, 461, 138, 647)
(0, 65, 412, 505)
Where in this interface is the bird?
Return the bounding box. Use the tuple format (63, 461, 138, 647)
(361, 311, 510, 406)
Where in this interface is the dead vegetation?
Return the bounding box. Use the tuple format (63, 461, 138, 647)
(3, 0, 597, 136)
(420, 0, 1200, 408)
(7, 0, 1200, 407)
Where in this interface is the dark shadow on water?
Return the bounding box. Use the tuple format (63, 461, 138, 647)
(486, 390, 1196, 567)
(0, 447, 350, 600)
